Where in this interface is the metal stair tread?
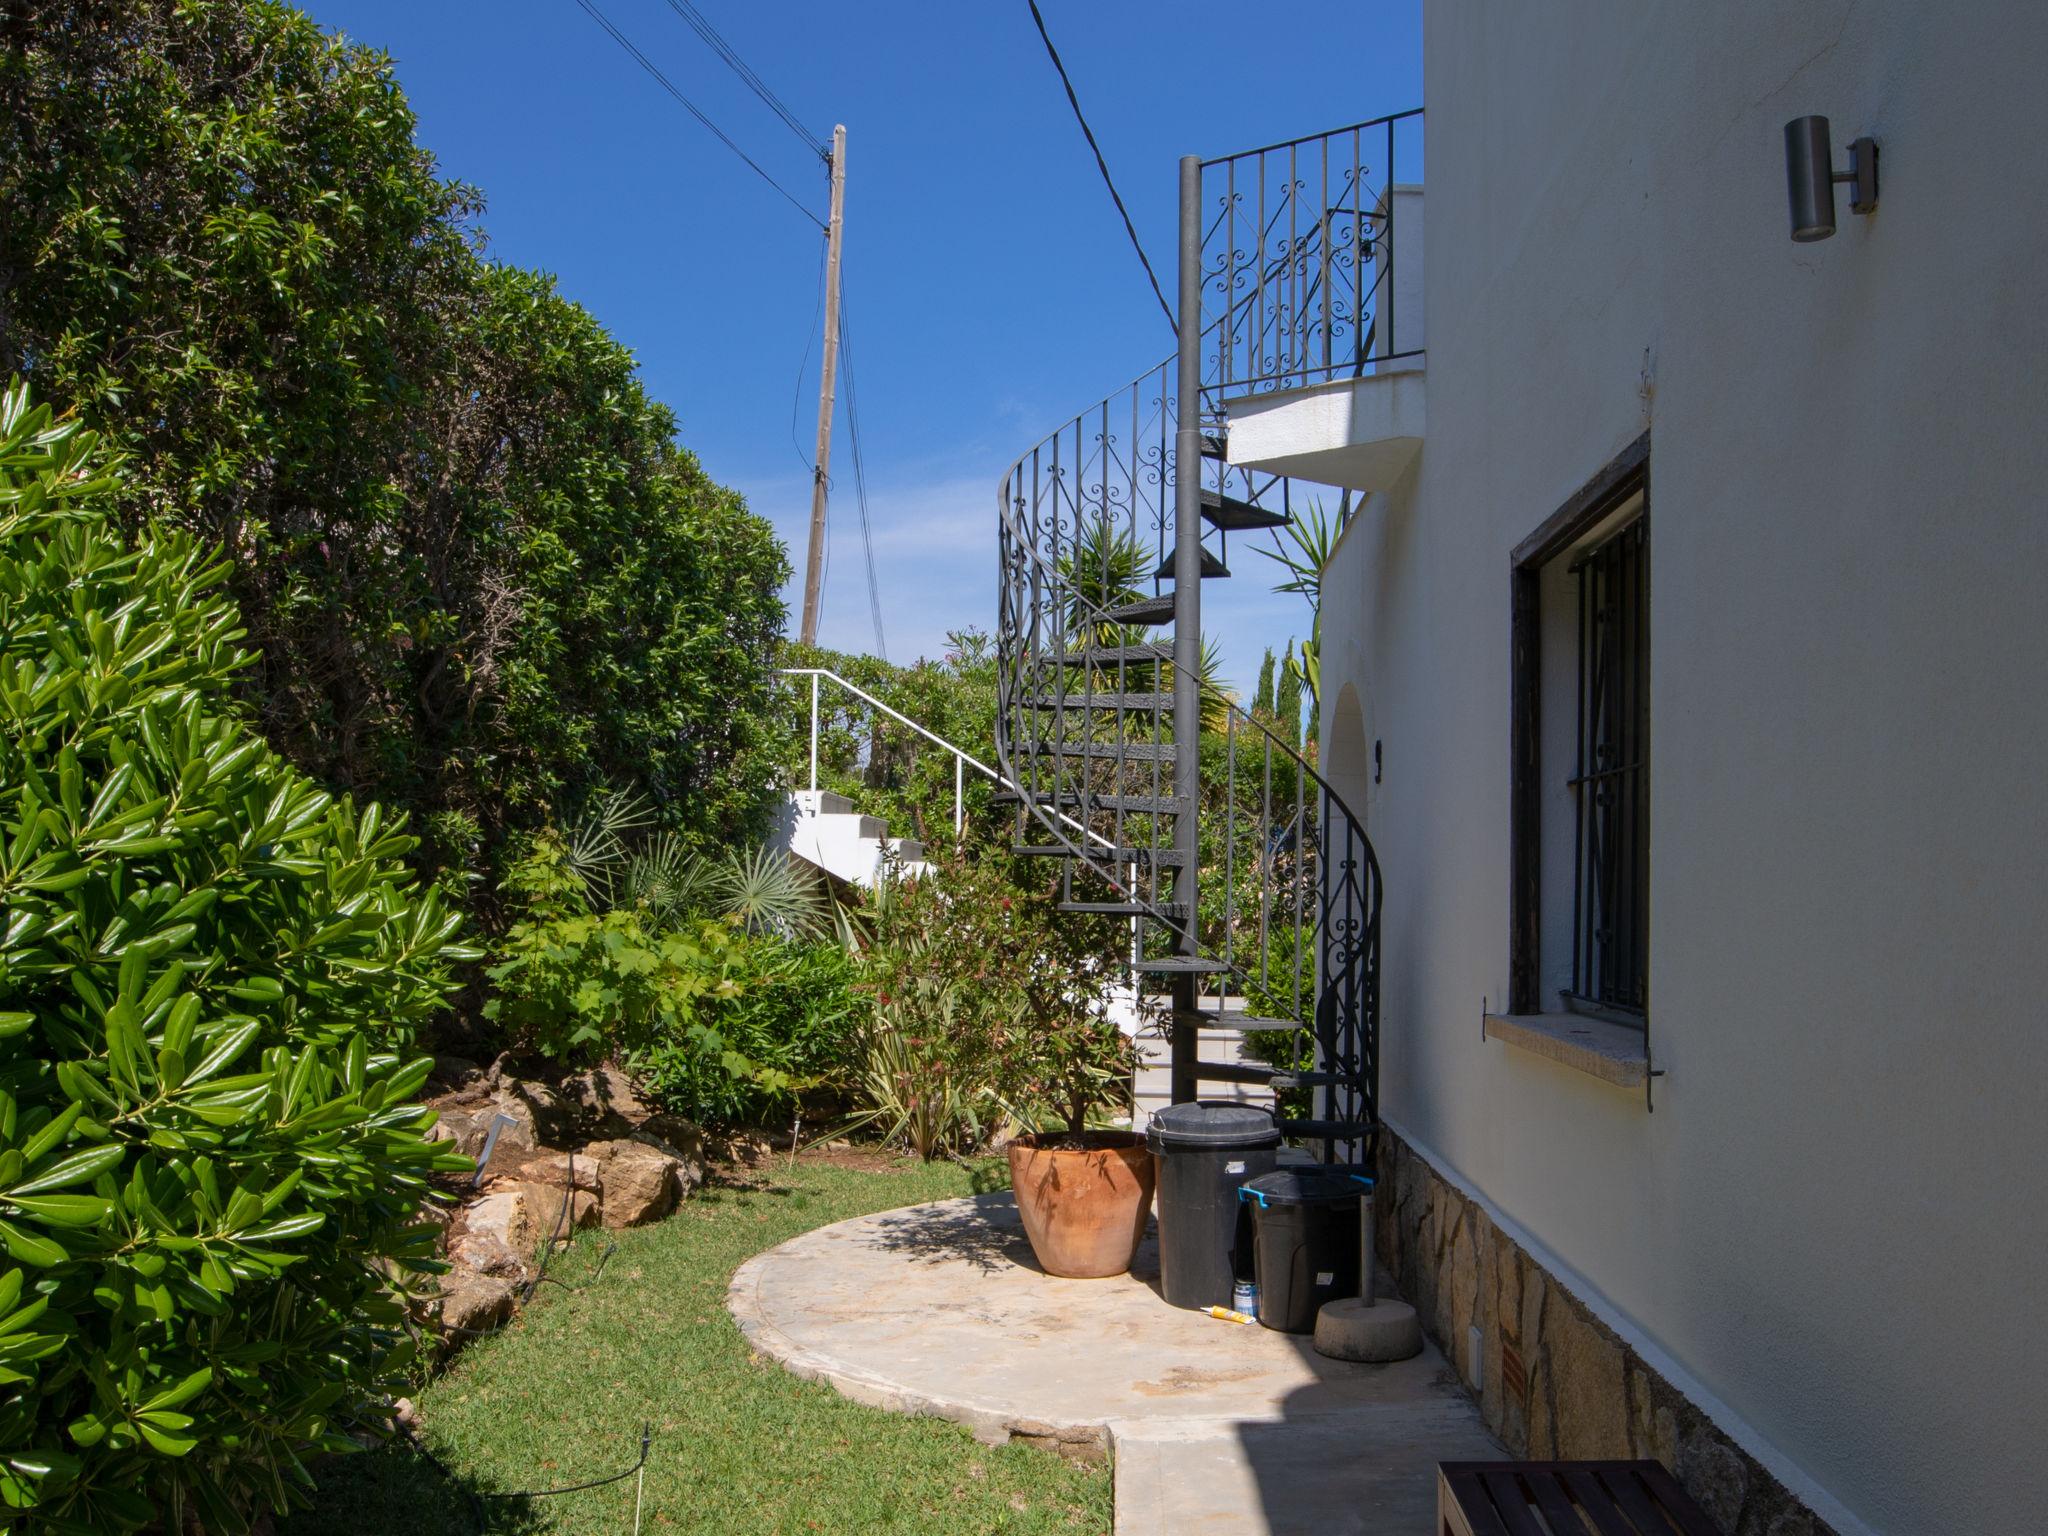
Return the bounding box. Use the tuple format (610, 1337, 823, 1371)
(1012, 844, 1188, 865)
(1190, 1061, 1277, 1085)
(1152, 545, 1229, 580)
(1056, 641, 1174, 665)
(1200, 487, 1291, 532)
(1169, 1008, 1300, 1032)
(1047, 739, 1176, 763)
(1024, 691, 1172, 711)
(1277, 1118, 1376, 1140)
(1269, 1069, 1368, 1090)
(1101, 594, 1176, 626)
(1058, 900, 1189, 918)
(1026, 790, 1188, 814)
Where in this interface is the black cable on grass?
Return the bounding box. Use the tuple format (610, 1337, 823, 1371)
(391, 1416, 653, 1529)
(482, 1424, 653, 1501)
(374, 1144, 650, 1529)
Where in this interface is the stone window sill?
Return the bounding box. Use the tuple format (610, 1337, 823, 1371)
(1483, 1011, 1649, 1089)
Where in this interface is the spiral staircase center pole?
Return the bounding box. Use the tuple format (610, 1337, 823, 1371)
(1168, 153, 1205, 1105)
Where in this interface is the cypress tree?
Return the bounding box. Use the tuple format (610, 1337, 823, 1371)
(1276, 649, 1303, 746)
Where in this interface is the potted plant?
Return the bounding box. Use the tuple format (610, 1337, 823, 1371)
(990, 900, 1148, 1279)
(850, 852, 1146, 1274)
(1002, 1031, 1152, 1278)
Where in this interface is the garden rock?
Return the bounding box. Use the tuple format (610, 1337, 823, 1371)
(503, 1178, 601, 1241)
(559, 1062, 655, 1135)
(513, 1149, 604, 1194)
(439, 1272, 518, 1337)
(587, 1137, 692, 1228)
(448, 1189, 535, 1278)
(424, 1087, 541, 1177)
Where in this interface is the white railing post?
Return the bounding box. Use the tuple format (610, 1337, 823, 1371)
(777, 667, 1118, 858)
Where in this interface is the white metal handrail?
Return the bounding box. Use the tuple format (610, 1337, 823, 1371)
(780, 666, 1118, 853)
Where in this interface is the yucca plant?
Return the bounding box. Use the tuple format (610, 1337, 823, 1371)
(1055, 517, 1149, 637)
(1257, 494, 1349, 719)
(849, 981, 992, 1162)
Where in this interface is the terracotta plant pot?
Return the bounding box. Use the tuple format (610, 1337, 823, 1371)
(1006, 1130, 1156, 1278)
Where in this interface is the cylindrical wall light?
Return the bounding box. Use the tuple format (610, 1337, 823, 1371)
(1785, 116, 1880, 242)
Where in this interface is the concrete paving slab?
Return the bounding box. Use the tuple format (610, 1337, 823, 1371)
(1113, 1407, 1503, 1536)
(730, 1192, 1503, 1532)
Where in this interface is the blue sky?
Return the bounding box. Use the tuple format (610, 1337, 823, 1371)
(304, 0, 1422, 695)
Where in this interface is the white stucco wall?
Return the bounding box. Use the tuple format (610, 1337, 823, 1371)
(1318, 3, 2048, 1531)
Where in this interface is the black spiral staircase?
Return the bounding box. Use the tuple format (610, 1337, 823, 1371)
(993, 119, 1419, 1165)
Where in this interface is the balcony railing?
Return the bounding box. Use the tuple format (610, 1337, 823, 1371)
(1199, 109, 1424, 404)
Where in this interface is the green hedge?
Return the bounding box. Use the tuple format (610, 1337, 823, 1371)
(0, 388, 472, 1531)
(0, 1, 788, 885)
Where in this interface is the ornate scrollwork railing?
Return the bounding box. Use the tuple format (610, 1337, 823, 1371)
(1200, 109, 1424, 403)
(994, 364, 1383, 1153)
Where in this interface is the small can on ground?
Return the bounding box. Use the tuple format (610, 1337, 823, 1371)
(1232, 1277, 1259, 1315)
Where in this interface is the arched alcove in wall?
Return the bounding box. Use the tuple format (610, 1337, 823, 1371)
(1325, 680, 1370, 827)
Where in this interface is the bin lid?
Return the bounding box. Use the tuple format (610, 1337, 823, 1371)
(1145, 1102, 1281, 1151)
(1238, 1168, 1374, 1208)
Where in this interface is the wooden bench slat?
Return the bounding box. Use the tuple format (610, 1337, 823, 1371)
(1441, 1462, 1721, 1536)
(1525, 1469, 1598, 1536)
(1559, 1467, 1647, 1536)
(1634, 1462, 1724, 1536)
(1480, 1470, 1552, 1536)
(1598, 1465, 1683, 1535)
(1442, 1468, 1515, 1536)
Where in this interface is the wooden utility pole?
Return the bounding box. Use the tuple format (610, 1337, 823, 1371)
(798, 123, 847, 647)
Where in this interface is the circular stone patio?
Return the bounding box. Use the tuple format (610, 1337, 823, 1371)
(729, 1191, 1500, 1536)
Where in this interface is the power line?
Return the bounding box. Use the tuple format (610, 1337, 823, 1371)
(572, 0, 825, 229)
(789, 235, 829, 475)
(1023, 0, 1176, 335)
(837, 292, 888, 661)
(658, 0, 827, 158)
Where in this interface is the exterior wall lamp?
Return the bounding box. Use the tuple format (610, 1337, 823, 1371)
(1785, 116, 1879, 241)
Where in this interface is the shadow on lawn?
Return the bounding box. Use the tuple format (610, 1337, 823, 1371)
(281, 1440, 546, 1536)
(855, 1191, 1040, 1275)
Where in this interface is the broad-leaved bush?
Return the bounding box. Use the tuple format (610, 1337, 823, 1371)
(0, 388, 472, 1532)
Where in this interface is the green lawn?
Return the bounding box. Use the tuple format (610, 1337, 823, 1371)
(282, 1154, 1111, 1536)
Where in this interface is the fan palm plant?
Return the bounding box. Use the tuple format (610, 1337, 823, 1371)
(716, 844, 835, 941)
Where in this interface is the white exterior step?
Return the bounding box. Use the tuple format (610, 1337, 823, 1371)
(775, 790, 934, 887)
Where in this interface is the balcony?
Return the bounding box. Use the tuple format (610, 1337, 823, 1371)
(1199, 117, 1425, 494)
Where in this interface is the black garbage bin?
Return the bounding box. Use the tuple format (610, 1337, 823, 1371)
(1146, 1102, 1281, 1309)
(1239, 1168, 1374, 1333)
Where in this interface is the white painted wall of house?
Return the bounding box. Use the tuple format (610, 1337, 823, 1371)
(1316, 3, 2048, 1531)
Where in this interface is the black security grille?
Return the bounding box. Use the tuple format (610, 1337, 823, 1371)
(1568, 517, 1648, 1017)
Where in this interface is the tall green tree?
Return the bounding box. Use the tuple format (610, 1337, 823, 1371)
(0, 0, 787, 883)
(1252, 647, 1276, 717)
(1275, 650, 1303, 748)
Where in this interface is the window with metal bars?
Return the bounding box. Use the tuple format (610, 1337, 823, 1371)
(1566, 517, 1649, 1018)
